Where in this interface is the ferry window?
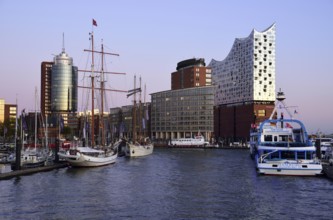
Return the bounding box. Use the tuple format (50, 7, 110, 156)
(288, 135, 293, 142)
(271, 151, 279, 159)
(281, 151, 295, 160)
(279, 135, 288, 142)
(274, 136, 277, 142)
(306, 151, 312, 159)
(297, 151, 305, 160)
(294, 134, 301, 142)
(264, 135, 272, 142)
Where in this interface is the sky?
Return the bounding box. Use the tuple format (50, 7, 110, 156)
(0, 0, 332, 134)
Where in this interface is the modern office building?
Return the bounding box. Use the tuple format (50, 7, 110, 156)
(51, 49, 78, 113)
(151, 86, 214, 141)
(41, 61, 53, 117)
(171, 58, 212, 90)
(209, 24, 276, 143)
(40, 47, 78, 140)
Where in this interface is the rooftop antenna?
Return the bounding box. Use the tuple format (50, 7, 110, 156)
(62, 32, 65, 53)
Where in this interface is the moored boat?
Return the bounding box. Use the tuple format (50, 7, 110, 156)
(125, 138, 153, 157)
(124, 76, 154, 157)
(58, 20, 124, 167)
(250, 90, 322, 176)
(58, 145, 117, 167)
(168, 134, 209, 147)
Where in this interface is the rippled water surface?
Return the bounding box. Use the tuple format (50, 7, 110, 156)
(1, 148, 332, 220)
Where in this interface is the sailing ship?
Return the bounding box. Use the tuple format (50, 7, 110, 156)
(58, 20, 124, 167)
(249, 90, 322, 176)
(124, 76, 154, 157)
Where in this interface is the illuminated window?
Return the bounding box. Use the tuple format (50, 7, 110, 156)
(258, 110, 266, 117)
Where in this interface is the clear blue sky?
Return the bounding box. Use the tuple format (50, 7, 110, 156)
(0, 0, 332, 134)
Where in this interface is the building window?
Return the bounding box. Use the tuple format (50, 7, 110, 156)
(258, 109, 266, 117)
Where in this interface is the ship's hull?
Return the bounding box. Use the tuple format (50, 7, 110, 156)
(256, 160, 322, 176)
(125, 143, 153, 157)
(58, 151, 117, 167)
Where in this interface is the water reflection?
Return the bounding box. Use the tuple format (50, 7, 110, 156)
(1, 148, 332, 220)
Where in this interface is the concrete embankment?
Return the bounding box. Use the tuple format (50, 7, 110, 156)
(0, 162, 68, 180)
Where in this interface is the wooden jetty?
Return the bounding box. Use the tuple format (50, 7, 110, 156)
(0, 162, 68, 180)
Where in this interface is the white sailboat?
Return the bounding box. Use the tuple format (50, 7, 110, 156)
(125, 76, 154, 157)
(58, 20, 124, 167)
(14, 87, 48, 169)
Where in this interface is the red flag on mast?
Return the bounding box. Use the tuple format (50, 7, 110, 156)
(92, 19, 97, 27)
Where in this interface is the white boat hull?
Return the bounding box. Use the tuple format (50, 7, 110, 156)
(169, 135, 209, 147)
(125, 143, 153, 157)
(257, 161, 322, 176)
(58, 150, 117, 167)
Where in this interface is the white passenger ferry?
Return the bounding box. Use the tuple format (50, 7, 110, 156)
(169, 135, 209, 147)
(250, 91, 322, 176)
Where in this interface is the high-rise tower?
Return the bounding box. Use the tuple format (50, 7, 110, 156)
(51, 49, 78, 113)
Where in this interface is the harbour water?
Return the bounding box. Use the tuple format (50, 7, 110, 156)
(0, 148, 332, 220)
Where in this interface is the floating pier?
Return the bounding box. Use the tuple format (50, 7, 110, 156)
(0, 162, 68, 180)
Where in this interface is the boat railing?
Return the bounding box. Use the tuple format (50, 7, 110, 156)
(259, 150, 278, 163)
(260, 142, 308, 147)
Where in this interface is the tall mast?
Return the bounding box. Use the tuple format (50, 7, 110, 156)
(143, 83, 146, 137)
(91, 32, 95, 147)
(79, 20, 127, 147)
(127, 75, 142, 141)
(100, 41, 105, 146)
(139, 76, 142, 137)
(21, 109, 23, 151)
(133, 75, 137, 142)
(35, 87, 37, 151)
(14, 95, 17, 150)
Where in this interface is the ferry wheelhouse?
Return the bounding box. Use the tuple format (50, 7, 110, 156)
(250, 91, 322, 176)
